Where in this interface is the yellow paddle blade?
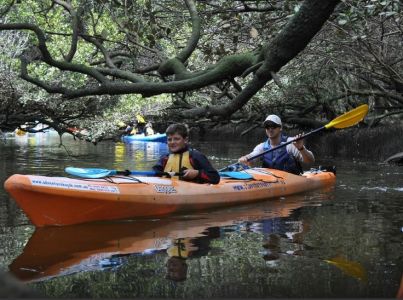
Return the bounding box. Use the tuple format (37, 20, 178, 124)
(15, 129, 26, 136)
(325, 104, 369, 129)
(324, 256, 367, 282)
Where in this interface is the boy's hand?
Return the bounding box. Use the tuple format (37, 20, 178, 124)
(182, 169, 199, 180)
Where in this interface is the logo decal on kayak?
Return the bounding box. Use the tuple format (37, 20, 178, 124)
(233, 181, 273, 191)
(154, 185, 177, 194)
(31, 179, 120, 193)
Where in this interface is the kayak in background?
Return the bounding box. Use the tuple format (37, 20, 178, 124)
(121, 133, 167, 143)
(4, 167, 336, 227)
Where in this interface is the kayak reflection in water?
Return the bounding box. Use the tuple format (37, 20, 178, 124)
(153, 123, 220, 184)
(238, 114, 315, 175)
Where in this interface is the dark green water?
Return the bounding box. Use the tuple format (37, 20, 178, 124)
(0, 131, 402, 298)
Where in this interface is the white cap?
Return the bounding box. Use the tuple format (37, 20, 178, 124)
(263, 114, 282, 127)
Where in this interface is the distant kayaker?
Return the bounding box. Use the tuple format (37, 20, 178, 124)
(238, 114, 314, 175)
(136, 114, 147, 134)
(124, 121, 137, 135)
(153, 123, 220, 184)
(144, 122, 155, 136)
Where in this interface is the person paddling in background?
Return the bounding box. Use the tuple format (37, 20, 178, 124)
(153, 123, 220, 184)
(238, 115, 314, 175)
(144, 122, 155, 136)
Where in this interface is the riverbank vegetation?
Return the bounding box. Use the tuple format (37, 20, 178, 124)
(0, 0, 401, 145)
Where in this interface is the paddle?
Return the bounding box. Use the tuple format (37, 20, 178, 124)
(65, 167, 253, 180)
(324, 255, 367, 282)
(220, 104, 369, 171)
(65, 167, 179, 179)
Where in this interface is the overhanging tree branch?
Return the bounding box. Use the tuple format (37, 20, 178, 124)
(179, 0, 341, 118)
(53, 0, 79, 62)
(62, 53, 258, 98)
(0, 0, 341, 118)
(0, 23, 108, 83)
(176, 0, 201, 62)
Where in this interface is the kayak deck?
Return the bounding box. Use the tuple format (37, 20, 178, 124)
(4, 168, 336, 227)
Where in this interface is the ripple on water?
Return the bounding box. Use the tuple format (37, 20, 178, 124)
(361, 186, 403, 192)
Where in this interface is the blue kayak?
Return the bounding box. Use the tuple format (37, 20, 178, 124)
(122, 133, 167, 143)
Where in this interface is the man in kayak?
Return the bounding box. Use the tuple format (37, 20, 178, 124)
(238, 114, 314, 175)
(153, 123, 220, 184)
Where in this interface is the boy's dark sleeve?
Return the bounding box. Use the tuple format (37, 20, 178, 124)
(190, 150, 220, 184)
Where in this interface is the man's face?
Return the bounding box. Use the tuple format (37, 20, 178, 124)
(265, 123, 282, 139)
(167, 133, 188, 153)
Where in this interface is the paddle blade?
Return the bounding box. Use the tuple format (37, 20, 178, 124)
(324, 256, 367, 282)
(65, 167, 159, 178)
(65, 167, 115, 178)
(219, 171, 253, 180)
(325, 104, 369, 129)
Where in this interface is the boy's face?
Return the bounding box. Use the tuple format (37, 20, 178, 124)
(166, 257, 188, 282)
(167, 133, 188, 153)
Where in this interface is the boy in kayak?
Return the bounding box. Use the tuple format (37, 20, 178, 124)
(153, 123, 220, 184)
(165, 227, 219, 282)
(238, 114, 314, 175)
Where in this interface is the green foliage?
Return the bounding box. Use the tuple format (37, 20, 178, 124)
(336, 0, 401, 26)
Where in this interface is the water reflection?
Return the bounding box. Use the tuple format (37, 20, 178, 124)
(10, 130, 58, 147)
(117, 141, 168, 162)
(9, 196, 318, 283)
(165, 228, 219, 282)
(106, 141, 169, 170)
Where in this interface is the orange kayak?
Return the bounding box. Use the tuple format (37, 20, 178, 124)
(4, 168, 336, 227)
